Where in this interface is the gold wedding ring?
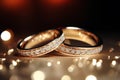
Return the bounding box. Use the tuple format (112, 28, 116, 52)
(17, 29, 65, 57)
(17, 26, 103, 57)
(56, 26, 103, 56)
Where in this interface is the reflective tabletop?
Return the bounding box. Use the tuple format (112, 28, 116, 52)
(0, 32, 120, 80)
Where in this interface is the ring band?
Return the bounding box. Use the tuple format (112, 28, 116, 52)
(17, 29, 65, 57)
(56, 26, 103, 56)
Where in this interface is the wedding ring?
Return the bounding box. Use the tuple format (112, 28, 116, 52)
(17, 29, 65, 57)
(56, 26, 103, 56)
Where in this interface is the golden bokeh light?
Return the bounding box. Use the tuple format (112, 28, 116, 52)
(57, 61, 61, 65)
(1, 30, 11, 41)
(0, 65, 3, 70)
(12, 60, 17, 66)
(2, 0, 27, 10)
(111, 60, 117, 67)
(47, 62, 52, 67)
(85, 75, 97, 80)
(1, 29, 14, 41)
(7, 49, 14, 55)
(61, 75, 71, 80)
(68, 65, 75, 72)
(92, 59, 97, 66)
(31, 70, 45, 80)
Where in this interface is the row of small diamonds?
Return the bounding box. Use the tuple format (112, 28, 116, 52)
(18, 33, 65, 56)
(57, 44, 103, 55)
(33, 33, 65, 56)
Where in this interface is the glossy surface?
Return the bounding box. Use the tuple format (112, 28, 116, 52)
(0, 32, 120, 80)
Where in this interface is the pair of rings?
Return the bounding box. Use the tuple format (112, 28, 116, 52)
(17, 26, 103, 57)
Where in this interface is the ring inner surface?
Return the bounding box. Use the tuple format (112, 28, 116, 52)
(20, 30, 60, 49)
(63, 39, 91, 47)
(63, 29, 98, 47)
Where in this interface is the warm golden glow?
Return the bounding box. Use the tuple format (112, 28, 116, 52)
(61, 75, 71, 80)
(85, 75, 97, 80)
(12, 60, 17, 66)
(1, 30, 12, 41)
(111, 60, 117, 67)
(0, 64, 3, 70)
(68, 65, 75, 72)
(57, 61, 61, 65)
(78, 62, 83, 68)
(108, 56, 111, 59)
(1, 58, 6, 61)
(31, 70, 45, 80)
(9, 64, 15, 70)
(98, 59, 103, 63)
(73, 58, 79, 63)
(47, 62, 52, 67)
(96, 59, 103, 69)
(92, 59, 97, 66)
(114, 56, 120, 59)
(7, 49, 14, 55)
(96, 62, 102, 69)
(16, 59, 21, 62)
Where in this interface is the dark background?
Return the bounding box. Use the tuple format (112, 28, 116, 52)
(0, 0, 120, 36)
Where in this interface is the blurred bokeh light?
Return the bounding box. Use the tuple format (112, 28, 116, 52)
(1, 0, 27, 10)
(0, 29, 13, 41)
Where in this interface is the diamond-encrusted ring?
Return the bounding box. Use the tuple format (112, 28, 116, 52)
(56, 26, 103, 56)
(17, 29, 65, 57)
